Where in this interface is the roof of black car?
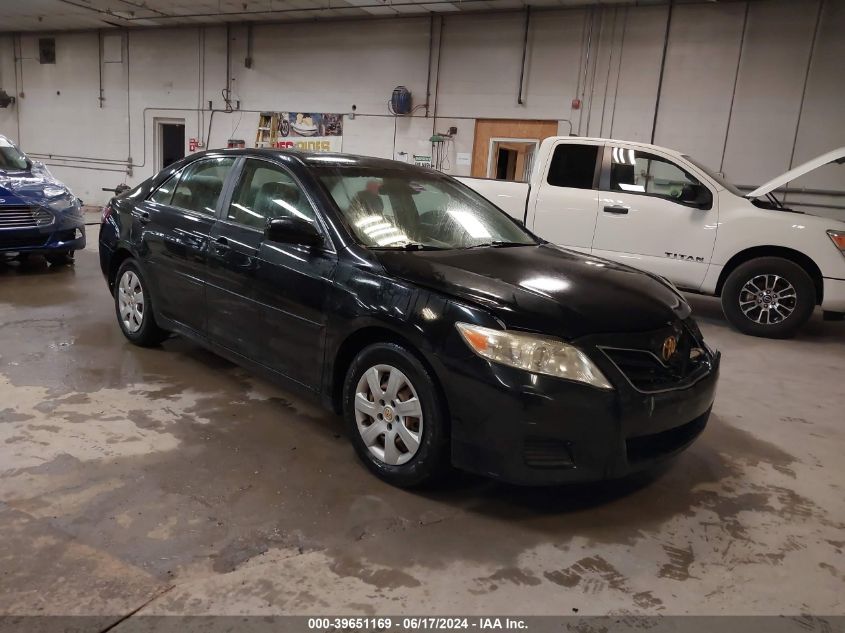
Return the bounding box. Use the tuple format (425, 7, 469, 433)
(202, 148, 426, 172)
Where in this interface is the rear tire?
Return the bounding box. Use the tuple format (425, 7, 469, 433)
(46, 251, 75, 266)
(343, 342, 450, 487)
(721, 257, 815, 339)
(114, 259, 169, 347)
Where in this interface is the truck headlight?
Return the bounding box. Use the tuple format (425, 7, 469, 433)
(827, 230, 845, 257)
(456, 322, 613, 390)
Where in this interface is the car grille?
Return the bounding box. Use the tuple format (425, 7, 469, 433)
(0, 234, 48, 249)
(523, 437, 575, 469)
(598, 321, 713, 393)
(626, 409, 710, 463)
(0, 206, 54, 230)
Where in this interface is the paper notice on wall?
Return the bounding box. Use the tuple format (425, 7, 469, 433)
(256, 112, 343, 152)
(413, 155, 432, 168)
(456, 152, 471, 166)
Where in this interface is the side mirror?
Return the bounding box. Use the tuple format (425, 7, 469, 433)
(680, 183, 712, 209)
(264, 216, 322, 247)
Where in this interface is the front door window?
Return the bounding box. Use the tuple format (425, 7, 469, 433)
(227, 159, 316, 229)
(609, 148, 710, 208)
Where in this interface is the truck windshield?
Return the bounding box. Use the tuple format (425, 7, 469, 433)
(0, 138, 29, 172)
(683, 154, 744, 196)
(315, 164, 537, 250)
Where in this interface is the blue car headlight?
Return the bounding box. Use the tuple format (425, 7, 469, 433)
(45, 192, 78, 213)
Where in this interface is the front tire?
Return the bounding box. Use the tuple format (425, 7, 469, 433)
(46, 250, 75, 266)
(343, 343, 450, 487)
(114, 259, 169, 347)
(721, 257, 815, 338)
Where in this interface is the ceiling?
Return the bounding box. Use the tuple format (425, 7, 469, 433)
(0, 0, 667, 32)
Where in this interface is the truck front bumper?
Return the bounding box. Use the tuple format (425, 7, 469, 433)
(822, 277, 845, 312)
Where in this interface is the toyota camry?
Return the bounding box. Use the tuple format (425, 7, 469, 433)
(99, 149, 719, 487)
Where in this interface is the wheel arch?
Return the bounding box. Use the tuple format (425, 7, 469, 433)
(716, 246, 823, 304)
(329, 326, 450, 425)
(108, 247, 136, 292)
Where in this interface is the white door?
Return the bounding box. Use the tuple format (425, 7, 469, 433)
(591, 145, 718, 290)
(528, 140, 602, 253)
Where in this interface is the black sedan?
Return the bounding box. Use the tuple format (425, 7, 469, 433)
(98, 149, 719, 487)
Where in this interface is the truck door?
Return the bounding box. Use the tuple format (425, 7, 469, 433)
(591, 144, 718, 290)
(527, 140, 602, 253)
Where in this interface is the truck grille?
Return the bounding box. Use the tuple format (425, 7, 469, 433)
(598, 321, 713, 393)
(0, 206, 54, 230)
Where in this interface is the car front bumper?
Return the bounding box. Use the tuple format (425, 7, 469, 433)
(0, 211, 86, 255)
(439, 325, 720, 486)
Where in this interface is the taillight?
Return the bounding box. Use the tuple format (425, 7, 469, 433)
(101, 203, 113, 223)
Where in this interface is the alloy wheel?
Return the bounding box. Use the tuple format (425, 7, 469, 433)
(738, 274, 797, 325)
(117, 270, 145, 333)
(354, 364, 423, 466)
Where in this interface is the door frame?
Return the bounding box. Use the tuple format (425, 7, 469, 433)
(154, 117, 186, 172)
(471, 119, 558, 178)
(486, 137, 540, 180)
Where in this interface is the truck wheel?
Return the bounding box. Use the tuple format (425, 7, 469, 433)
(721, 257, 815, 338)
(343, 343, 450, 487)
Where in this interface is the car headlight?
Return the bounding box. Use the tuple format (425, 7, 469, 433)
(43, 185, 67, 197)
(46, 193, 75, 212)
(827, 230, 845, 257)
(456, 322, 613, 390)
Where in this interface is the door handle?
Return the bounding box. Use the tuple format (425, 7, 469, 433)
(134, 210, 151, 223)
(212, 236, 230, 254)
(603, 205, 629, 214)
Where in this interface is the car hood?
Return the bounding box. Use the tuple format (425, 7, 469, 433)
(746, 146, 845, 198)
(0, 164, 73, 208)
(374, 244, 690, 339)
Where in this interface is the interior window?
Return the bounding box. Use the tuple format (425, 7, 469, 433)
(227, 159, 316, 229)
(546, 144, 598, 189)
(170, 157, 235, 215)
(149, 173, 179, 205)
(609, 148, 702, 201)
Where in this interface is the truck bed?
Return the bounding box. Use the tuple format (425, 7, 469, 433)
(456, 177, 529, 221)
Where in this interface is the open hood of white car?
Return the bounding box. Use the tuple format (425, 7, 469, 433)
(746, 146, 845, 198)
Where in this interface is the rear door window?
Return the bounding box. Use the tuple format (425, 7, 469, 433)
(169, 157, 235, 216)
(546, 144, 599, 189)
(149, 173, 179, 205)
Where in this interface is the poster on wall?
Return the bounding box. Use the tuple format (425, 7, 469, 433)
(255, 112, 343, 152)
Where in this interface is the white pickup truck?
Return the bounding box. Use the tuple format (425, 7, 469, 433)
(459, 137, 845, 338)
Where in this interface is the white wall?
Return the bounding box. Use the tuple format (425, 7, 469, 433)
(1, 0, 844, 214)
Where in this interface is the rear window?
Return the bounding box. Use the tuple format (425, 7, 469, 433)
(546, 144, 598, 190)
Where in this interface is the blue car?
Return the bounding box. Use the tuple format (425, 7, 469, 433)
(0, 135, 85, 265)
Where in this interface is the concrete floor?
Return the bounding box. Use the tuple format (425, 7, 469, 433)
(0, 248, 843, 623)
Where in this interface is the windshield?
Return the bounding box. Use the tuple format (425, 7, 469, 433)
(683, 154, 744, 196)
(315, 164, 537, 250)
(0, 137, 29, 172)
